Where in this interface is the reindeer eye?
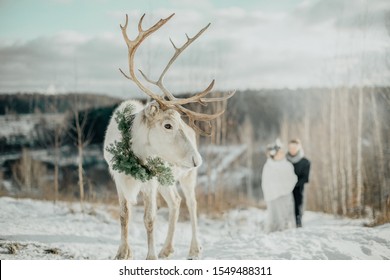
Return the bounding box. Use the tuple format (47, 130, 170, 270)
(164, 124, 173, 130)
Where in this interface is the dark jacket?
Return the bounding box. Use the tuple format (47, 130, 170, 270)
(292, 158, 310, 189)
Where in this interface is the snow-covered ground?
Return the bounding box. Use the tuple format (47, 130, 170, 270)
(0, 196, 389, 260)
(0, 113, 65, 143)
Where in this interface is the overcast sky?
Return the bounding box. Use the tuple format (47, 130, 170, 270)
(0, 0, 389, 98)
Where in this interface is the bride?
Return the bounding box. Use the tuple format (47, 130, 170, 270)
(261, 139, 297, 233)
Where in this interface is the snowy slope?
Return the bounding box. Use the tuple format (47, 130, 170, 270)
(0, 197, 389, 260)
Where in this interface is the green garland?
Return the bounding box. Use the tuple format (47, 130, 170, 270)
(105, 104, 175, 186)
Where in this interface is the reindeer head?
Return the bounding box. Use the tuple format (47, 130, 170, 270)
(130, 101, 200, 169)
(119, 13, 234, 168)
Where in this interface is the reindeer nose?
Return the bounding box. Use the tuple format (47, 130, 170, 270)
(192, 156, 197, 167)
(192, 155, 202, 168)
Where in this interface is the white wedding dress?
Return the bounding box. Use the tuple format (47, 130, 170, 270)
(261, 158, 297, 233)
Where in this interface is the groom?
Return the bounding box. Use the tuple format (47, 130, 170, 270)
(286, 139, 311, 228)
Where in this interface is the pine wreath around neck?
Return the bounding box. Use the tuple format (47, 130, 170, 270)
(105, 104, 175, 186)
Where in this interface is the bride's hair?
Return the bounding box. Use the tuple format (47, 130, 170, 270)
(267, 138, 284, 159)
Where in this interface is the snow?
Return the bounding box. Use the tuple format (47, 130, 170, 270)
(0, 196, 389, 260)
(197, 145, 249, 190)
(0, 113, 65, 140)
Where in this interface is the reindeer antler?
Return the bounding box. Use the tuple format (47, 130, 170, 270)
(119, 13, 235, 136)
(119, 13, 174, 106)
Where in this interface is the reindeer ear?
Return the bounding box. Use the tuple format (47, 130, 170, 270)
(145, 102, 160, 119)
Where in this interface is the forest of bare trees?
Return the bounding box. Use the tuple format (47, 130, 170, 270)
(239, 88, 390, 223)
(0, 87, 389, 225)
(277, 88, 389, 224)
(188, 87, 389, 225)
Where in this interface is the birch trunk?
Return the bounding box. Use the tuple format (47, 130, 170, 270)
(370, 92, 385, 214)
(330, 89, 338, 214)
(345, 92, 354, 214)
(356, 88, 364, 215)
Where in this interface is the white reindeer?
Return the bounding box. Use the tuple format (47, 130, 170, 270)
(104, 13, 234, 260)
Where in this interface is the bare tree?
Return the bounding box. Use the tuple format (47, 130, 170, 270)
(69, 97, 94, 206)
(344, 90, 354, 215)
(53, 121, 66, 202)
(35, 98, 67, 202)
(241, 116, 254, 199)
(370, 90, 386, 215)
(329, 89, 339, 214)
(12, 148, 47, 195)
(356, 87, 364, 214)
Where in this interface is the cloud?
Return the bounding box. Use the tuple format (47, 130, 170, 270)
(169, 0, 213, 11)
(292, 0, 390, 30)
(0, 31, 126, 94)
(0, 1, 389, 96)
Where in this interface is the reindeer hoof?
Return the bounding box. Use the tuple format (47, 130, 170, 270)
(146, 254, 158, 260)
(158, 246, 174, 259)
(187, 254, 200, 260)
(115, 244, 132, 260)
(187, 245, 202, 260)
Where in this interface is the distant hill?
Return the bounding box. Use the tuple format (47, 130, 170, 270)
(0, 93, 123, 115)
(2, 87, 389, 147)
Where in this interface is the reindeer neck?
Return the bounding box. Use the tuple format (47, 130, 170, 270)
(131, 111, 154, 163)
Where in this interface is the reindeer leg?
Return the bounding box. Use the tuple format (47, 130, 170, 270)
(143, 184, 158, 260)
(180, 169, 202, 260)
(115, 192, 132, 259)
(158, 185, 181, 259)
